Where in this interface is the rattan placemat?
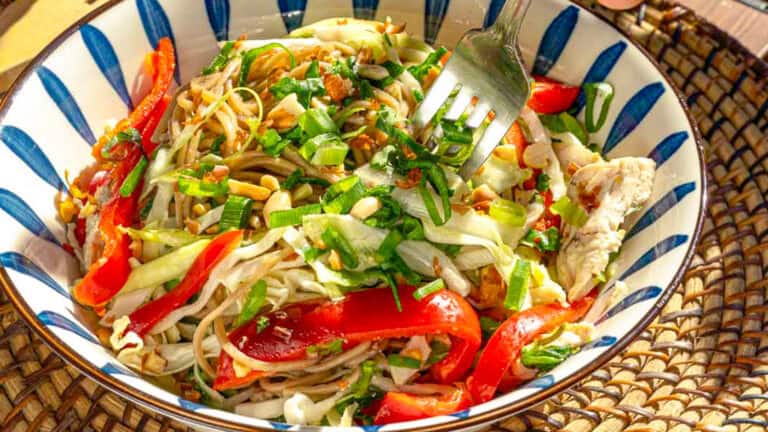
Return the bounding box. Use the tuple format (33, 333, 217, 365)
(1, 0, 767, 430)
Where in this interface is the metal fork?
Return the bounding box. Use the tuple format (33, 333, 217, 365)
(411, 0, 532, 179)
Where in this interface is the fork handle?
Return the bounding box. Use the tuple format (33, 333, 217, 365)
(490, 0, 532, 46)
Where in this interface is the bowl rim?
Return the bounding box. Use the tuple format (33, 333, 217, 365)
(0, 0, 707, 431)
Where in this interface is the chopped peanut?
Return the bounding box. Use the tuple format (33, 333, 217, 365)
(471, 184, 499, 203)
(228, 180, 271, 201)
(260, 174, 280, 192)
(350, 197, 381, 220)
(329, 250, 343, 271)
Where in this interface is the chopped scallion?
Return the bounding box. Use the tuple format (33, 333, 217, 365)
(387, 353, 421, 369)
(219, 195, 253, 231)
(120, 156, 148, 197)
(267, 203, 323, 228)
(505, 259, 531, 311)
(550, 196, 588, 227)
(489, 198, 527, 227)
(412, 278, 445, 300)
(583, 82, 615, 133)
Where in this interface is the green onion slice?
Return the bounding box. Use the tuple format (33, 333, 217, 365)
(177, 176, 228, 198)
(219, 195, 254, 231)
(413, 278, 445, 300)
(550, 196, 588, 227)
(505, 259, 531, 311)
(267, 203, 323, 228)
(583, 82, 615, 133)
(120, 156, 148, 197)
(489, 198, 527, 227)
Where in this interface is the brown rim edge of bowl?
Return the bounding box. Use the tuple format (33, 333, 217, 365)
(0, 1, 708, 431)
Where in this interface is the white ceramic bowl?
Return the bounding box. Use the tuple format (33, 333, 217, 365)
(0, 0, 705, 431)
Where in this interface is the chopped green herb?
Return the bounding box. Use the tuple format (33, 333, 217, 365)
(259, 128, 290, 157)
(256, 316, 270, 333)
(480, 316, 501, 340)
(521, 227, 561, 252)
(270, 76, 325, 108)
(321, 226, 359, 269)
(426, 340, 451, 365)
(387, 353, 421, 369)
(306, 60, 321, 79)
(234, 280, 267, 327)
(239, 43, 296, 88)
(165, 278, 181, 291)
(307, 338, 344, 356)
(210, 134, 226, 155)
(203, 41, 235, 75)
(408, 47, 448, 82)
(535, 173, 550, 192)
(521, 344, 574, 372)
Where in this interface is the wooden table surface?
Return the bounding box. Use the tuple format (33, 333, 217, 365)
(0, 0, 766, 93)
(676, 0, 768, 58)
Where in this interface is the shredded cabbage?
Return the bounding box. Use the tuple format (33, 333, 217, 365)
(120, 239, 211, 295)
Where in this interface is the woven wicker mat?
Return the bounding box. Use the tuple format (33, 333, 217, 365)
(1, 0, 768, 431)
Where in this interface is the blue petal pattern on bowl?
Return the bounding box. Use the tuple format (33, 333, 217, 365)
(626, 182, 696, 240)
(37, 310, 98, 344)
(0, 126, 67, 192)
(80, 24, 134, 110)
(0, 252, 69, 299)
(0, 1, 704, 431)
(0, 189, 60, 246)
(595, 285, 663, 324)
(532, 6, 578, 76)
(603, 82, 665, 154)
(205, 0, 231, 41)
(619, 235, 689, 281)
(647, 131, 688, 167)
(571, 41, 627, 113)
(37, 66, 96, 145)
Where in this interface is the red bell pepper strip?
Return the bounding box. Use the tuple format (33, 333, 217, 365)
(213, 285, 480, 390)
(130, 38, 175, 132)
(466, 292, 596, 403)
(141, 94, 170, 156)
(373, 384, 472, 425)
(72, 148, 142, 306)
(127, 230, 243, 337)
(527, 76, 580, 114)
(73, 39, 176, 307)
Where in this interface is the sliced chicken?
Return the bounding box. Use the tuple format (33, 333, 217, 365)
(557, 157, 656, 301)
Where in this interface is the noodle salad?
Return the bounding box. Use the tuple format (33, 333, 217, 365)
(58, 18, 656, 426)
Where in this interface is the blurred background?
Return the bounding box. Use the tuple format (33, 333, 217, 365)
(0, 0, 767, 94)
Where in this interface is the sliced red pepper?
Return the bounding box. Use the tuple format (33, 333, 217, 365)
(74, 39, 176, 307)
(141, 94, 170, 155)
(213, 286, 480, 390)
(130, 38, 175, 132)
(527, 76, 580, 114)
(373, 384, 472, 425)
(72, 149, 142, 306)
(466, 291, 596, 403)
(127, 230, 243, 337)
